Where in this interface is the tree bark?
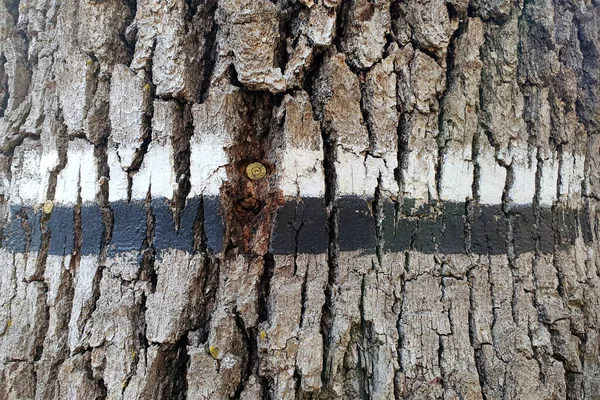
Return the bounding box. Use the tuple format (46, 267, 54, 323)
(1, 0, 600, 399)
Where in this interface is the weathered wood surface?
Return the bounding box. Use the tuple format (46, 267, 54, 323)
(1, 0, 600, 399)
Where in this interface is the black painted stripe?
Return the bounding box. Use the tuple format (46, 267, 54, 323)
(269, 197, 583, 255)
(1, 196, 584, 256)
(2, 196, 224, 256)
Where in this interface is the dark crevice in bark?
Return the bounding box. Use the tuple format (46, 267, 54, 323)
(302, 41, 326, 96)
(332, 0, 351, 54)
(233, 308, 267, 400)
(3, 0, 20, 24)
(0, 54, 8, 118)
(194, 195, 207, 254)
(95, 373, 108, 399)
(359, 72, 376, 154)
(551, 208, 567, 300)
(258, 253, 275, 325)
(31, 113, 69, 281)
(274, 1, 300, 76)
(372, 174, 384, 268)
(471, 128, 482, 202)
(126, 103, 154, 203)
(36, 254, 75, 398)
(291, 202, 303, 276)
(396, 114, 410, 205)
(435, 16, 465, 199)
(125, 44, 155, 202)
(556, 142, 566, 204)
(191, 255, 219, 345)
(143, 187, 158, 292)
(72, 168, 84, 269)
(389, 0, 401, 43)
(227, 64, 244, 89)
(251, 253, 275, 398)
(500, 159, 521, 326)
(298, 261, 309, 329)
(582, 136, 595, 243)
(435, 140, 449, 204)
(573, 7, 600, 136)
(394, 251, 409, 399)
(169, 337, 190, 400)
(465, 199, 475, 255)
(392, 300, 403, 399)
(95, 140, 113, 260)
(33, 297, 50, 364)
(121, 0, 137, 65)
(319, 123, 339, 390)
(358, 273, 372, 399)
(0, 125, 36, 157)
(437, 327, 448, 395)
(532, 126, 564, 388)
(487, 252, 502, 363)
(292, 367, 302, 400)
(126, 290, 149, 392)
(183, 0, 198, 21)
(191, 205, 217, 344)
(140, 341, 190, 400)
(70, 266, 105, 356)
(196, 0, 219, 103)
(259, 375, 274, 400)
(565, 371, 584, 400)
(44, 113, 70, 205)
(172, 102, 191, 231)
(8, 31, 31, 107)
(467, 268, 487, 397)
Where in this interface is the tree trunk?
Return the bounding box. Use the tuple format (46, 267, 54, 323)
(1, 0, 599, 398)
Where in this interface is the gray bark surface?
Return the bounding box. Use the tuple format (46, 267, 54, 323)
(1, 0, 600, 399)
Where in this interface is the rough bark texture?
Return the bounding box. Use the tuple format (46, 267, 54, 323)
(1, 0, 600, 399)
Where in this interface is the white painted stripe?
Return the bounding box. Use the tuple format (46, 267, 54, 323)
(108, 140, 177, 202)
(189, 139, 229, 197)
(108, 100, 180, 202)
(9, 139, 97, 207)
(108, 148, 129, 203)
(336, 152, 370, 197)
(508, 150, 537, 206)
(129, 100, 178, 201)
(55, 139, 97, 205)
(336, 152, 399, 198)
(6, 139, 586, 207)
(559, 151, 585, 199)
(38, 150, 60, 203)
(439, 148, 473, 202)
(189, 98, 233, 197)
(279, 148, 325, 198)
(539, 156, 559, 207)
(130, 142, 176, 201)
(401, 150, 438, 202)
(278, 92, 326, 198)
(477, 147, 507, 205)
